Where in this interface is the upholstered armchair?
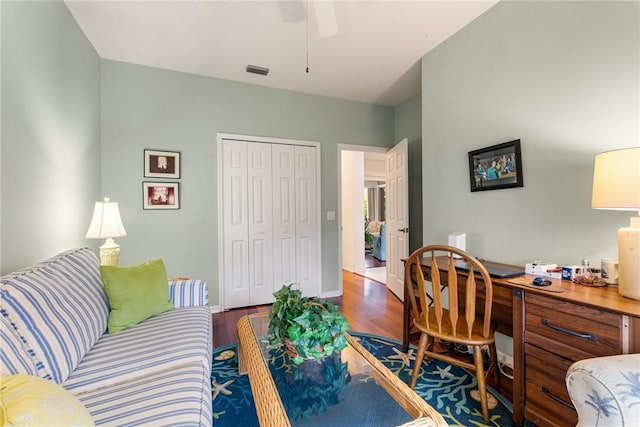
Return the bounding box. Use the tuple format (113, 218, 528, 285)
(372, 223, 386, 261)
(566, 354, 640, 426)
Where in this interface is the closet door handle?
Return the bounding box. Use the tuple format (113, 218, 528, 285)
(542, 386, 574, 410)
(541, 319, 596, 342)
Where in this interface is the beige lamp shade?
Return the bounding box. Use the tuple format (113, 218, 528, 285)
(85, 198, 127, 239)
(591, 147, 640, 211)
(85, 198, 127, 265)
(591, 147, 640, 300)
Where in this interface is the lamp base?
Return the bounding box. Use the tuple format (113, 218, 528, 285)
(100, 238, 121, 266)
(618, 217, 640, 300)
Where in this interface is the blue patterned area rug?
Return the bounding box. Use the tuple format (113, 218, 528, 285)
(212, 332, 514, 426)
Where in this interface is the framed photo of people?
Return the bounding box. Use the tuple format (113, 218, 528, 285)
(144, 149, 181, 179)
(143, 182, 180, 210)
(468, 139, 523, 192)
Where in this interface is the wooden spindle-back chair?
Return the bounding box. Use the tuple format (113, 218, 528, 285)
(404, 244, 499, 423)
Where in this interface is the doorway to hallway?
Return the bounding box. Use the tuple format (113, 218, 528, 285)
(339, 146, 388, 286)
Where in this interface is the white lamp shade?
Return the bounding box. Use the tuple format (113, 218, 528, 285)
(591, 147, 640, 300)
(592, 147, 640, 211)
(85, 198, 127, 239)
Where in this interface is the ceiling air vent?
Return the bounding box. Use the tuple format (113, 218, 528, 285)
(246, 65, 270, 76)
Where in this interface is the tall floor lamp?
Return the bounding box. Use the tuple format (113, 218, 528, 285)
(591, 147, 640, 300)
(85, 197, 127, 266)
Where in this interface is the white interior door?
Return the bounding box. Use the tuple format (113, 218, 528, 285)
(386, 138, 409, 300)
(220, 134, 321, 309)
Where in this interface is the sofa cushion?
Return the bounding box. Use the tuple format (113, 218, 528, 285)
(63, 306, 212, 395)
(0, 248, 109, 384)
(100, 259, 174, 334)
(0, 374, 95, 426)
(75, 361, 212, 427)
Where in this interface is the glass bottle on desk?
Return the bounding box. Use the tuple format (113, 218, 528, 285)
(574, 259, 595, 285)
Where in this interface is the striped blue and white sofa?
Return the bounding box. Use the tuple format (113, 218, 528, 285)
(0, 247, 213, 426)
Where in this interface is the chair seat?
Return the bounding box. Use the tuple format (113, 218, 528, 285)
(414, 310, 496, 346)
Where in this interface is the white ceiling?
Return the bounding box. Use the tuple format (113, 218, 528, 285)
(65, 0, 497, 107)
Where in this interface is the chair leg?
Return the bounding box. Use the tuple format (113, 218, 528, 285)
(473, 346, 490, 423)
(425, 336, 435, 361)
(410, 333, 428, 389)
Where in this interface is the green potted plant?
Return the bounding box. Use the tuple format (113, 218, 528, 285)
(267, 284, 351, 365)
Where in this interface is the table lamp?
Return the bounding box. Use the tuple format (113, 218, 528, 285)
(85, 197, 127, 265)
(591, 147, 640, 300)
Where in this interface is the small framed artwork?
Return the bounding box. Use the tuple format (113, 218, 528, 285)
(144, 149, 181, 179)
(143, 182, 180, 210)
(468, 139, 523, 192)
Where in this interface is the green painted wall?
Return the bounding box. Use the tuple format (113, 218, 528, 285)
(395, 94, 423, 253)
(422, 0, 639, 267)
(0, 1, 101, 274)
(100, 60, 394, 306)
(8, 1, 627, 318)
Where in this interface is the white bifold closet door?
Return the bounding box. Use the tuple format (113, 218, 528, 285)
(222, 139, 318, 309)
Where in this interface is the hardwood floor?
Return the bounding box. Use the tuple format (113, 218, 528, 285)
(212, 269, 403, 348)
(365, 253, 386, 268)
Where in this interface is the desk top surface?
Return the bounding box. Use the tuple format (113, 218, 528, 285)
(413, 256, 640, 318)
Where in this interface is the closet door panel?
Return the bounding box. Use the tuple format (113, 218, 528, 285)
(222, 140, 249, 308)
(295, 145, 318, 296)
(272, 144, 297, 287)
(248, 143, 274, 305)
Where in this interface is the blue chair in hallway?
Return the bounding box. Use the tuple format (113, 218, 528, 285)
(372, 223, 386, 261)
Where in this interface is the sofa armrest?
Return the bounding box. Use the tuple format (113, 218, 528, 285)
(168, 279, 209, 308)
(566, 354, 640, 427)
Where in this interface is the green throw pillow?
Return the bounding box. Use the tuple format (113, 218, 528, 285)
(101, 259, 173, 334)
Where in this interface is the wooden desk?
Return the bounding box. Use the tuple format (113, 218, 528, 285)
(404, 257, 640, 426)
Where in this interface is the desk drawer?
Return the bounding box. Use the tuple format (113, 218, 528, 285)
(524, 343, 577, 427)
(524, 293, 622, 360)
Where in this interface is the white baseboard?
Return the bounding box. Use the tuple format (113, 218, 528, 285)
(210, 305, 222, 313)
(321, 290, 342, 299)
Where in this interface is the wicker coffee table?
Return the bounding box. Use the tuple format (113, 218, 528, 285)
(237, 313, 446, 427)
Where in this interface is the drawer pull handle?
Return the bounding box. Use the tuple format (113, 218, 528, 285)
(541, 319, 596, 342)
(542, 386, 574, 410)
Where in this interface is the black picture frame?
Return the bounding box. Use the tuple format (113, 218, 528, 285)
(468, 139, 523, 192)
(144, 149, 181, 179)
(142, 182, 180, 210)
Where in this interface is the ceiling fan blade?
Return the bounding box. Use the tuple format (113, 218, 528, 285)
(312, 0, 338, 38)
(277, 0, 306, 23)
(277, 0, 338, 37)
